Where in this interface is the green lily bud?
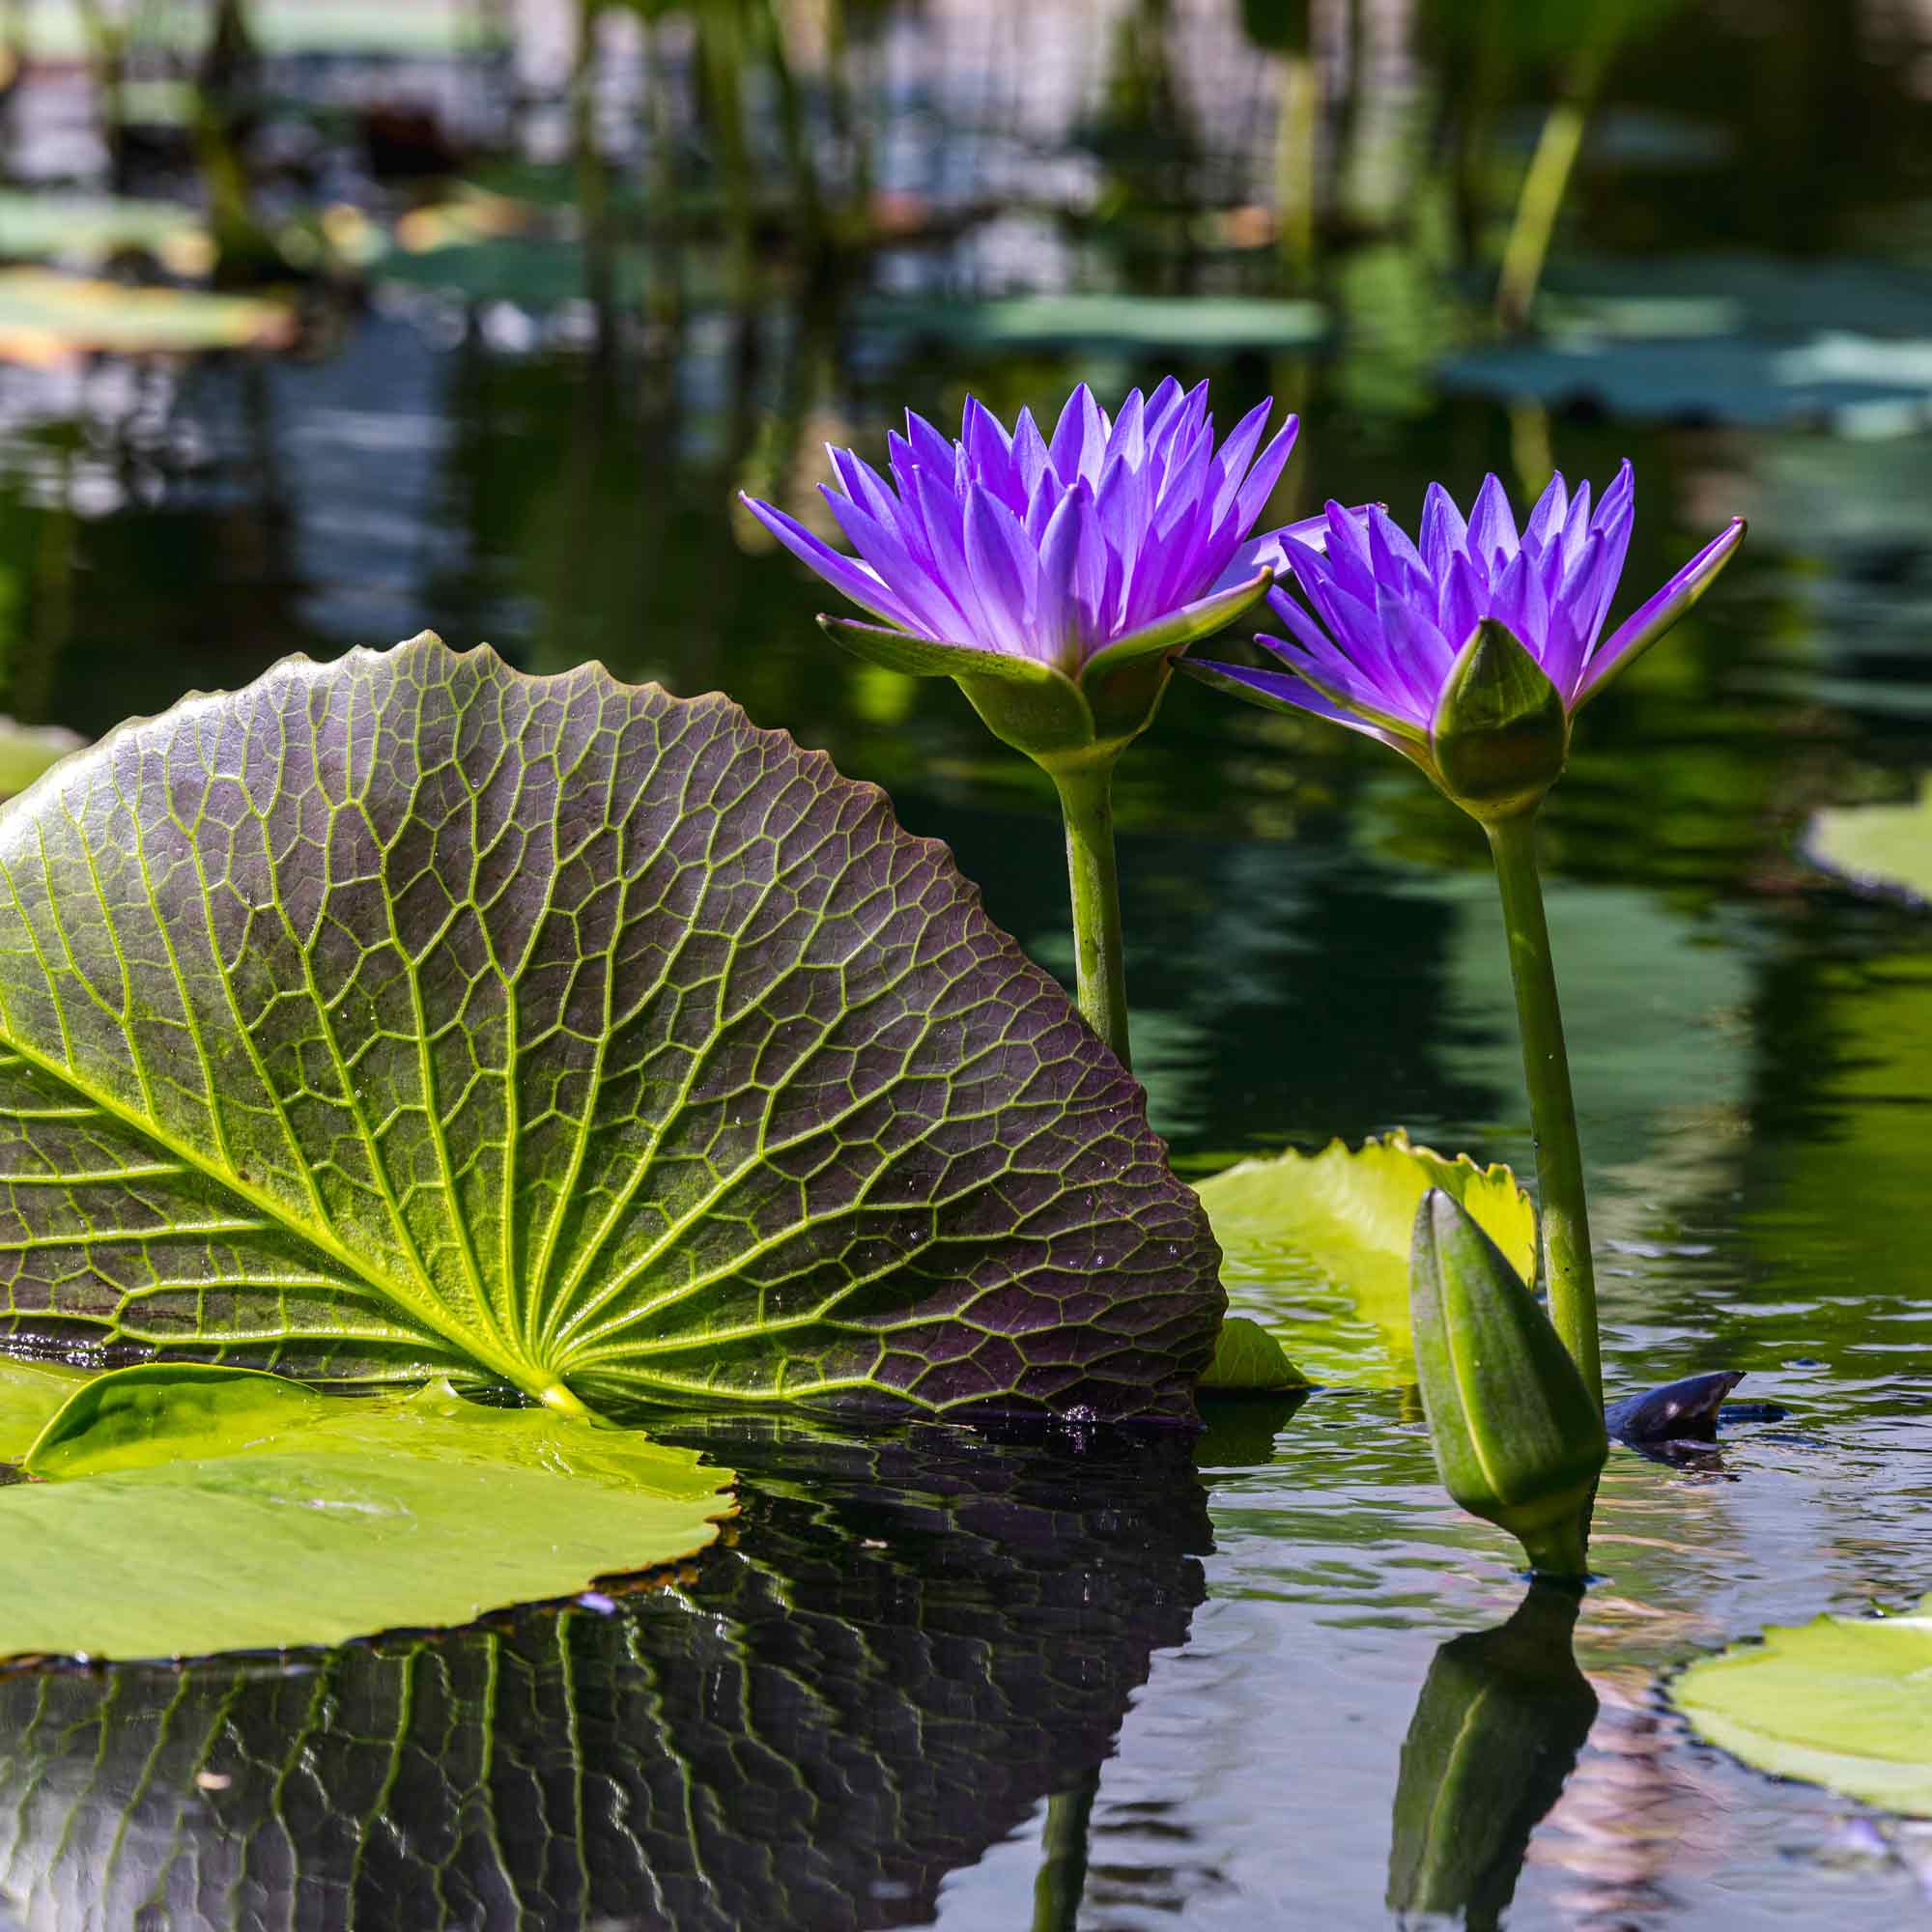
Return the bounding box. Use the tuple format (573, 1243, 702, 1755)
(1387, 1580, 1597, 1929)
(1409, 1187, 1606, 1577)
(1430, 620, 1570, 822)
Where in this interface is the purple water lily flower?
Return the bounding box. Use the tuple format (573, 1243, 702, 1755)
(1184, 463, 1746, 774)
(741, 378, 1311, 681)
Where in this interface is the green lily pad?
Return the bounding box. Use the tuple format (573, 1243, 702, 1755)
(1199, 1314, 1308, 1392)
(1196, 1130, 1535, 1387)
(1674, 1599, 1932, 1816)
(0, 1369, 734, 1662)
(0, 1352, 96, 1461)
(0, 193, 207, 271)
(0, 716, 84, 799)
(1806, 779, 1932, 904)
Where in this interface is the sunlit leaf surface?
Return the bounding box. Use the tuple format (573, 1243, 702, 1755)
(0, 1371, 734, 1661)
(0, 633, 1218, 1419)
(1674, 1599, 1932, 1816)
(1196, 1131, 1535, 1387)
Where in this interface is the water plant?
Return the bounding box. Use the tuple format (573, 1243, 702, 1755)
(740, 378, 1312, 1068)
(1184, 467, 1745, 1400)
(0, 632, 1221, 1422)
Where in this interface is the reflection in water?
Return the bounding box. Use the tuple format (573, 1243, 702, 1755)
(0, 1419, 1209, 1932)
(1386, 1582, 1597, 1931)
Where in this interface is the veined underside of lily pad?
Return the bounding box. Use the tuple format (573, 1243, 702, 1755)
(0, 634, 1220, 1421)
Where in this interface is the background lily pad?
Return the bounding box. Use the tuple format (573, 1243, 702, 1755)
(1805, 780, 1932, 904)
(0, 1353, 94, 1462)
(0, 1372, 734, 1662)
(0, 269, 295, 368)
(0, 632, 1219, 1421)
(1674, 1600, 1932, 1816)
(1196, 1131, 1535, 1387)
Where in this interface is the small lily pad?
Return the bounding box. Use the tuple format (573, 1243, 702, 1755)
(0, 1369, 735, 1662)
(858, 293, 1327, 353)
(1196, 1130, 1535, 1387)
(1674, 1600, 1932, 1816)
(1199, 1315, 1308, 1392)
(0, 716, 84, 799)
(1806, 779, 1932, 905)
(0, 1353, 96, 1462)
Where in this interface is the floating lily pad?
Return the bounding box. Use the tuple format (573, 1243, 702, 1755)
(1806, 780, 1932, 905)
(0, 269, 295, 367)
(1196, 1130, 1535, 1387)
(0, 632, 1218, 1421)
(0, 1352, 95, 1462)
(0, 1369, 734, 1662)
(1199, 1314, 1308, 1392)
(1674, 1600, 1932, 1816)
(858, 293, 1328, 353)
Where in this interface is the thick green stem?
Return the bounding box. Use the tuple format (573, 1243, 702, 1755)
(1049, 761, 1132, 1069)
(1484, 813, 1600, 1404)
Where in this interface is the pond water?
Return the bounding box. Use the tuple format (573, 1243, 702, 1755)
(2, 2, 1932, 1926)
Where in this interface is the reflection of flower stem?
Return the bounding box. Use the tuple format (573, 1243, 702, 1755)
(1495, 33, 1613, 328)
(1031, 1766, 1099, 1932)
(1485, 812, 1600, 1403)
(1050, 761, 1132, 1069)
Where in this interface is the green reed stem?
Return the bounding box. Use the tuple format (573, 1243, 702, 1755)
(1049, 760, 1132, 1069)
(1484, 811, 1601, 1404)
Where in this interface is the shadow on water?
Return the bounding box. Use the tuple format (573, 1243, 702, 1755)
(0, 1417, 1209, 1932)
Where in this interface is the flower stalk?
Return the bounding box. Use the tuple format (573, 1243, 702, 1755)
(1048, 756, 1133, 1066)
(1485, 811, 1599, 1403)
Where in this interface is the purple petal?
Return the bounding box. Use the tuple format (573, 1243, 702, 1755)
(1048, 383, 1106, 484)
(822, 485, 964, 639)
(828, 445, 908, 534)
(962, 397, 1022, 508)
(1108, 388, 1148, 469)
(1208, 399, 1273, 524)
(1321, 498, 1378, 606)
(1012, 407, 1051, 498)
(903, 410, 956, 476)
(1182, 656, 1395, 742)
(963, 485, 1037, 655)
(1373, 581, 1454, 713)
(1035, 485, 1090, 662)
(740, 493, 923, 633)
(1419, 483, 1468, 582)
(1232, 415, 1298, 537)
(1490, 547, 1550, 660)
(1467, 474, 1521, 572)
(1523, 470, 1569, 555)
(1577, 518, 1747, 703)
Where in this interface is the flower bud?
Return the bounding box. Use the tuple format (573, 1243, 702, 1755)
(1430, 620, 1569, 822)
(1409, 1187, 1605, 1577)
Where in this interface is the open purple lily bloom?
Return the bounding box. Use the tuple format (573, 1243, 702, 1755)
(1183, 463, 1746, 813)
(741, 378, 1309, 692)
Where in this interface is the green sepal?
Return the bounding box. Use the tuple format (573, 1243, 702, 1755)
(1409, 1187, 1605, 1578)
(957, 665, 1100, 762)
(1198, 1315, 1310, 1393)
(1079, 569, 1273, 681)
(817, 615, 1063, 686)
(1430, 620, 1569, 822)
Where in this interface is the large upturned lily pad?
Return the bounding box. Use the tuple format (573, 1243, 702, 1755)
(1196, 1130, 1535, 1387)
(1674, 1600, 1932, 1816)
(0, 633, 1219, 1420)
(0, 1366, 734, 1662)
(1806, 780, 1932, 905)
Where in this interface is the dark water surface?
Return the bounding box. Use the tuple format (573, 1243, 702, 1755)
(4, 3, 1932, 1925)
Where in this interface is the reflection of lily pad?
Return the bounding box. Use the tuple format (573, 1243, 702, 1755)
(0, 269, 294, 366)
(1196, 1130, 1535, 1387)
(0, 193, 208, 273)
(859, 293, 1328, 353)
(1674, 1599, 1932, 1816)
(0, 1369, 735, 1662)
(1806, 780, 1932, 904)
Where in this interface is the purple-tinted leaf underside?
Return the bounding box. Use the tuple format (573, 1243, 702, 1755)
(0, 635, 1220, 1421)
